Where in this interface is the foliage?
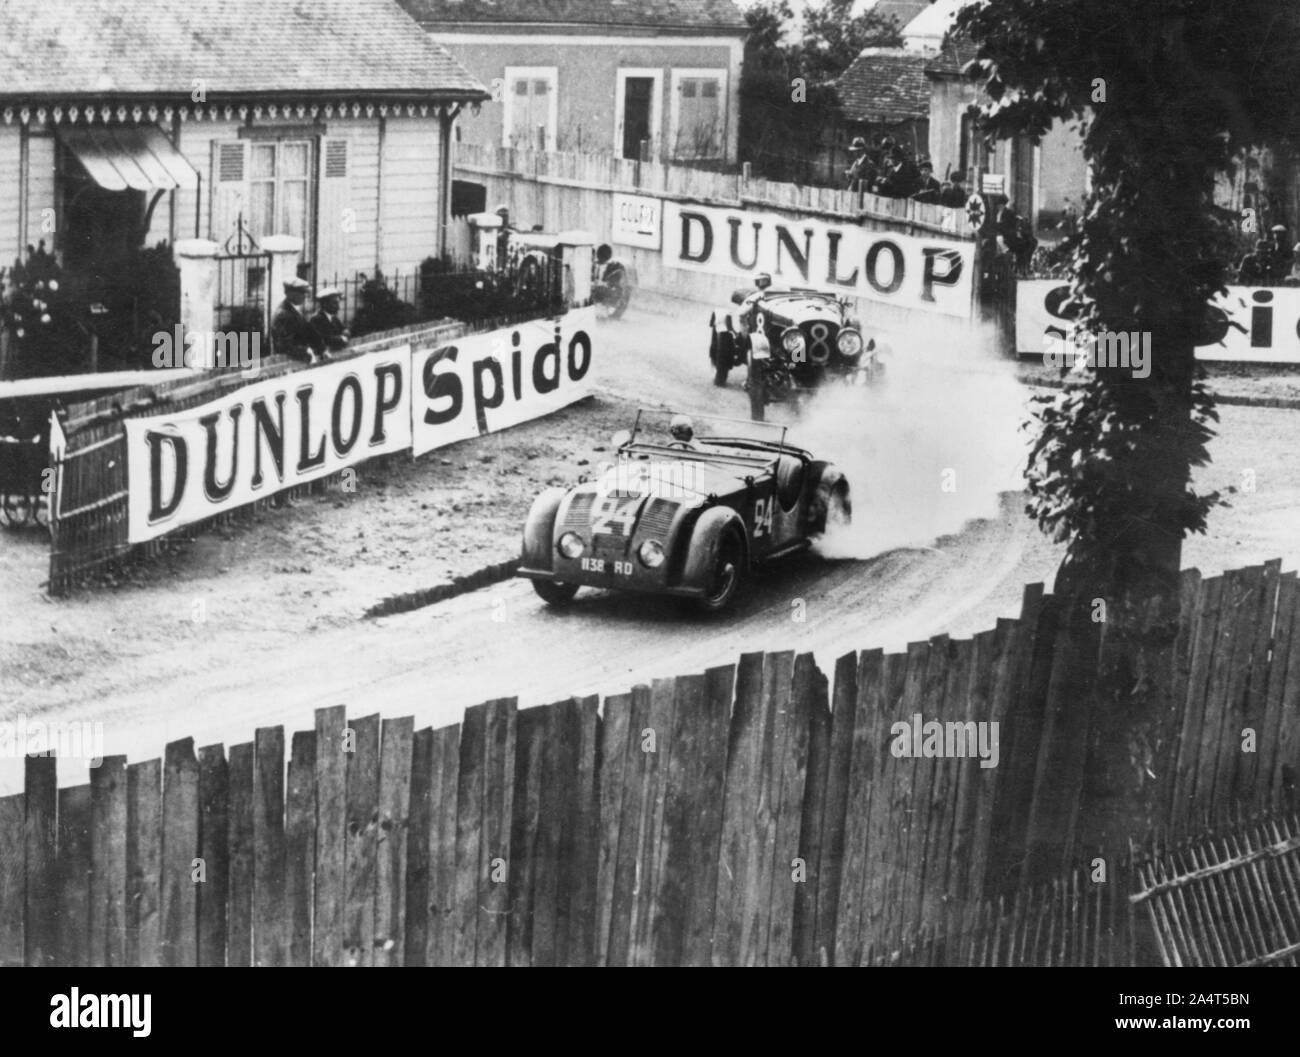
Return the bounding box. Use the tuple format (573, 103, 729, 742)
(350, 270, 417, 337)
(954, 0, 1300, 600)
(0, 241, 83, 375)
(739, 0, 903, 183)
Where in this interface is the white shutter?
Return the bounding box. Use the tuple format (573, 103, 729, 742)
(316, 137, 351, 284)
(210, 140, 249, 250)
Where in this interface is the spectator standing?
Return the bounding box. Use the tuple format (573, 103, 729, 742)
(911, 158, 942, 203)
(844, 136, 874, 192)
(1267, 223, 1293, 283)
(1237, 240, 1271, 285)
(940, 172, 969, 208)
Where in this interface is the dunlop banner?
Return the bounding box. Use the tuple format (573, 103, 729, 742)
(125, 347, 412, 543)
(661, 201, 974, 318)
(410, 306, 595, 457)
(124, 309, 597, 543)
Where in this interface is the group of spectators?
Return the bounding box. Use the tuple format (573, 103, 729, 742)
(1236, 223, 1299, 285)
(843, 136, 970, 208)
(270, 276, 351, 364)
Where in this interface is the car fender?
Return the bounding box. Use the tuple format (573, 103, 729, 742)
(521, 487, 568, 571)
(748, 329, 772, 361)
(680, 506, 749, 588)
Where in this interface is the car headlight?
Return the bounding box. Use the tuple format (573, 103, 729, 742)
(558, 532, 585, 559)
(781, 327, 806, 356)
(638, 539, 666, 568)
(837, 328, 864, 358)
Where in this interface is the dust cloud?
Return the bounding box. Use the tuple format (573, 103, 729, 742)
(789, 321, 1034, 559)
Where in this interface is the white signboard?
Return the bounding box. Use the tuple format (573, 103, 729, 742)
(611, 193, 662, 250)
(1017, 279, 1300, 364)
(662, 201, 975, 318)
(125, 348, 412, 543)
(410, 307, 595, 458)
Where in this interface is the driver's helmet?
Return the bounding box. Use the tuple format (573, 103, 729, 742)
(669, 414, 695, 443)
(754, 272, 773, 290)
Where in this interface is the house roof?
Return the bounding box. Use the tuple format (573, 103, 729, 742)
(870, 0, 933, 28)
(0, 0, 488, 102)
(832, 48, 931, 125)
(924, 37, 981, 78)
(398, 0, 748, 32)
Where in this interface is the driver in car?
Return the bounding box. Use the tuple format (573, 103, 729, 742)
(668, 414, 700, 450)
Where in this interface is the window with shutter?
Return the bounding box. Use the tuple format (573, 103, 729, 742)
(316, 136, 351, 284)
(502, 67, 557, 150)
(211, 140, 249, 250)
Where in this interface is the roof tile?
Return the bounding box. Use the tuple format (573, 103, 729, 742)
(832, 48, 930, 125)
(398, 0, 748, 32)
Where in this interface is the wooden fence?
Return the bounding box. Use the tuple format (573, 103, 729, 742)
(1, 562, 1296, 965)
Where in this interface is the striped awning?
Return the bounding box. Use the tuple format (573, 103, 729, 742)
(57, 124, 198, 192)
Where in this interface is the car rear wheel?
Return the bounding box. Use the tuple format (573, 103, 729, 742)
(533, 579, 579, 607)
(696, 530, 744, 613)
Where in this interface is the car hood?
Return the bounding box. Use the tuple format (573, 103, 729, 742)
(587, 457, 750, 505)
(759, 293, 843, 325)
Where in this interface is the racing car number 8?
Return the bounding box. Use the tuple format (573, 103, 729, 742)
(809, 322, 831, 363)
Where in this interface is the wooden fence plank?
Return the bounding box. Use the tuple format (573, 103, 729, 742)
(712, 651, 772, 965)
(537, 698, 576, 968)
(1171, 575, 1225, 819)
(750, 651, 795, 966)
(313, 705, 347, 966)
(629, 677, 678, 966)
(606, 685, 652, 966)
(1231, 561, 1279, 805)
(595, 691, 632, 966)
(405, 727, 433, 966)
(225, 743, 254, 967)
(887, 640, 932, 947)
(159, 738, 198, 967)
(813, 651, 858, 965)
(344, 713, 381, 967)
(376, 717, 414, 966)
(835, 649, 885, 966)
(425, 723, 461, 966)
(1198, 569, 1258, 814)
(560, 694, 601, 967)
(286, 731, 316, 967)
(507, 706, 547, 966)
(987, 588, 1055, 894)
(127, 760, 162, 968)
(477, 698, 516, 967)
(24, 754, 56, 967)
(196, 747, 228, 967)
(253, 726, 287, 967)
(57, 785, 92, 968)
(925, 638, 974, 918)
(453, 702, 487, 966)
(790, 653, 829, 967)
(90, 755, 127, 966)
(1258, 574, 1297, 804)
(0, 793, 24, 965)
(953, 629, 998, 903)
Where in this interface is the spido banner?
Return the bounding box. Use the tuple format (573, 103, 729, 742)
(661, 201, 975, 318)
(125, 308, 595, 543)
(1017, 279, 1300, 363)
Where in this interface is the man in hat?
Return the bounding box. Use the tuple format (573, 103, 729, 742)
(940, 171, 969, 208)
(309, 286, 350, 354)
(271, 276, 326, 363)
(1237, 239, 1271, 285)
(911, 158, 942, 203)
(844, 136, 874, 193)
(1267, 223, 1293, 283)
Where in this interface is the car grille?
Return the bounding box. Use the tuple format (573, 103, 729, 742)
(562, 493, 594, 534)
(639, 499, 677, 538)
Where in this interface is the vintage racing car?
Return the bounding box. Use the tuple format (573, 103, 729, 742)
(708, 274, 885, 415)
(519, 410, 851, 613)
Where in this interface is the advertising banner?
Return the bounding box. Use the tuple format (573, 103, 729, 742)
(1017, 279, 1300, 364)
(661, 201, 975, 318)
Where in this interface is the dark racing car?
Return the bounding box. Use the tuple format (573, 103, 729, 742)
(519, 410, 851, 613)
(708, 274, 885, 416)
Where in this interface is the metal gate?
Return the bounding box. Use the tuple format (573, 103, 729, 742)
(215, 215, 272, 337)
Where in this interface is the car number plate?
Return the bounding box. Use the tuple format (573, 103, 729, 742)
(580, 557, 634, 576)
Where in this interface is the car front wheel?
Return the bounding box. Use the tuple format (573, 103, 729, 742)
(696, 530, 745, 613)
(533, 579, 579, 607)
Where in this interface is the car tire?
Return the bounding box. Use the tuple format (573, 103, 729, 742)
(807, 463, 852, 536)
(695, 529, 745, 613)
(532, 579, 579, 607)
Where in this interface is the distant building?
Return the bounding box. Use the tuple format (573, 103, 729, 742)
(821, 48, 931, 186)
(0, 0, 487, 288)
(399, 0, 748, 164)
